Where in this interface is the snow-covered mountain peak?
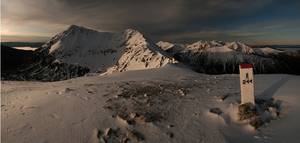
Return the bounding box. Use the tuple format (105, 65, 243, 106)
(210, 40, 224, 46)
(186, 40, 223, 50)
(40, 25, 176, 73)
(123, 28, 141, 35)
(68, 24, 82, 30)
(168, 40, 255, 54)
(156, 41, 175, 50)
(122, 28, 148, 48)
(225, 41, 254, 54)
(60, 25, 100, 39)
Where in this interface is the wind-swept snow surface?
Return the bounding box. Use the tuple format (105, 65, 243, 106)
(2, 65, 300, 143)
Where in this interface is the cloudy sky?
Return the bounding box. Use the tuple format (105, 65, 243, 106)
(1, 0, 300, 44)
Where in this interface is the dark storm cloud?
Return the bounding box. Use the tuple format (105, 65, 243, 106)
(2, 0, 300, 44)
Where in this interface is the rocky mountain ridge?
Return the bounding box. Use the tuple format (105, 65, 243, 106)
(2, 25, 300, 81)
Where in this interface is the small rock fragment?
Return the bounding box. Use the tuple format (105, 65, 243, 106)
(268, 107, 279, 118)
(166, 132, 174, 138)
(216, 94, 229, 101)
(129, 113, 137, 119)
(87, 90, 94, 94)
(178, 89, 186, 96)
(134, 115, 147, 125)
(126, 129, 145, 142)
(167, 124, 174, 128)
(250, 117, 264, 129)
(117, 115, 134, 125)
(104, 128, 114, 137)
(209, 108, 223, 115)
(65, 88, 74, 92)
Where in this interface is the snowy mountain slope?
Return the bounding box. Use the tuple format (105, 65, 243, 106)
(39, 25, 128, 72)
(254, 47, 284, 56)
(40, 25, 176, 73)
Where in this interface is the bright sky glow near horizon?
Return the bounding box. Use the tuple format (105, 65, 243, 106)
(1, 0, 300, 45)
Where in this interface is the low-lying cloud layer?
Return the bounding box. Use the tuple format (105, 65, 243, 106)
(2, 0, 300, 44)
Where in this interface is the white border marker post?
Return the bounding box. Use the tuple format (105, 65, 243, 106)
(239, 64, 255, 104)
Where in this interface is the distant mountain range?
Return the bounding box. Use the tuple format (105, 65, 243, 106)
(1, 42, 44, 48)
(157, 41, 300, 74)
(1, 25, 300, 81)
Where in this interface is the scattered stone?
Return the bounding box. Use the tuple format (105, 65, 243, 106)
(121, 137, 130, 143)
(103, 105, 112, 110)
(216, 94, 229, 101)
(57, 91, 64, 95)
(129, 112, 137, 119)
(126, 129, 145, 142)
(87, 90, 94, 94)
(91, 128, 102, 143)
(166, 132, 174, 138)
(104, 128, 114, 137)
(167, 124, 174, 128)
(209, 108, 223, 115)
(270, 107, 280, 118)
(134, 115, 147, 125)
(249, 117, 264, 129)
(178, 89, 186, 96)
(65, 87, 74, 92)
(116, 115, 134, 125)
(101, 128, 120, 143)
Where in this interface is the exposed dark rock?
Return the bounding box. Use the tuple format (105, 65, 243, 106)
(166, 132, 174, 138)
(215, 94, 229, 101)
(238, 103, 258, 120)
(209, 108, 223, 115)
(249, 117, 264, 129)
(238, 98, 282, 129)
(126, 129, 145, 142)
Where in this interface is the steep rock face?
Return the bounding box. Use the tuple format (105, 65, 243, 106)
(157, 41, 291, 74)
(40, 25, 176, 74)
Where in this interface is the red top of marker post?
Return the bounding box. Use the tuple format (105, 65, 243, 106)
(240, 64, 253, 69)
